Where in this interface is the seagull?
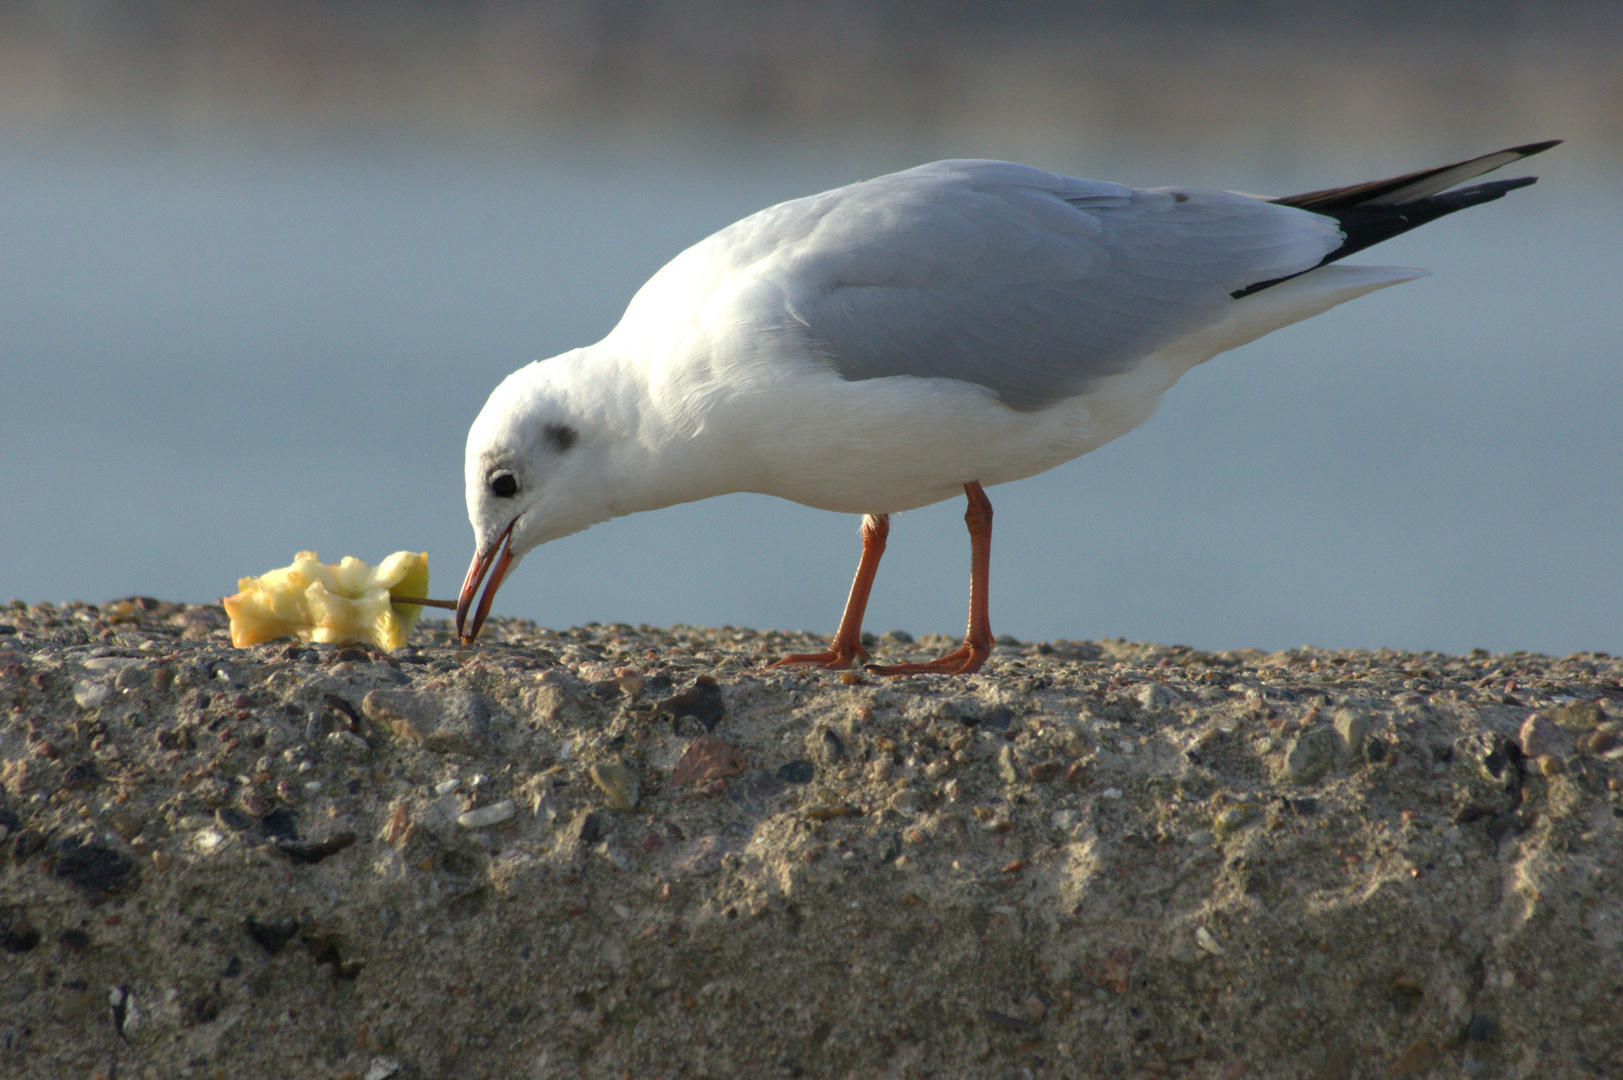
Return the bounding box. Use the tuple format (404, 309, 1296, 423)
(456, 141, 1557, 674)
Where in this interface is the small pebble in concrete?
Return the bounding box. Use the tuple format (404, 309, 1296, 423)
(456, 800, 516, 829)
(776, 760, 815, 784)
(1195, 926, 1225, 955)
(1519, 713, 1572, 759)
(1135, 682, 1183, 710)
(997, 745, 1021, 784)
(364, 1056, 403, 1080)
(1332, 709, 1370, 758)
(1285, 728, 1340, 784)
(73, 681, 111, 710)
(590, 762, 639, 812)
(1213, 806, 1254, 837)
(671, 735, 747, 787)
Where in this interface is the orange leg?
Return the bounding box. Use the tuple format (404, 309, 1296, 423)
(867, 482, 993, 677)
(769, 513, 890, 670)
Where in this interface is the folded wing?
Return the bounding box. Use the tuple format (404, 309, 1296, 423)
(769, 145, 1555, 411)
(779, 161, 1339, 410)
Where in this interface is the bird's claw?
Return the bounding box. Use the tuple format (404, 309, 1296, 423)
(864, 642, 988, 677)
(766, 647, 865, 671)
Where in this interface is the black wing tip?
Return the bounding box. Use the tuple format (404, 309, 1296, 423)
(1272, 139, 1562, 215)
(1505, 138, 1563, 159)
(1481, 174, 1539, 195)
(1443, 174, 1541, 205)
(1413, 174, 1542, 218)
(1232, 144, 1558, 301)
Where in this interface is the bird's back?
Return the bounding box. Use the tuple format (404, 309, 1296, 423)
(613, 160, 1345, 411)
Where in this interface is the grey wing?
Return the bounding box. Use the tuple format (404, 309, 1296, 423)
(775, 161, 1343, 411)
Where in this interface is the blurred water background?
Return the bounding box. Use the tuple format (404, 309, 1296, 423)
(1, 1, 1619, 655)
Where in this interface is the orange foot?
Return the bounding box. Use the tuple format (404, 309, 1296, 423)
(767, 644, 866, 671)
(865, 640, 988, 677)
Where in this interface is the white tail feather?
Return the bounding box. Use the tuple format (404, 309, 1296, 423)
(1168, 264, 1426, 372)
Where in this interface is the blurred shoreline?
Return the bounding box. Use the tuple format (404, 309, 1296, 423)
(0, 2, 1617, 161)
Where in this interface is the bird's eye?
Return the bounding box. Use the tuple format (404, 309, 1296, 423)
(489, 470, 518, 498)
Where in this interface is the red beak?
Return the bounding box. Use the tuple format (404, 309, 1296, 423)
(456, 519, 517, 644)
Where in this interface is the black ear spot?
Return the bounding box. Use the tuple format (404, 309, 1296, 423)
(545, 424, 578, 453)
(489, 470, 518, 498)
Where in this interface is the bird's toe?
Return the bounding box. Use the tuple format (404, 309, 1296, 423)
(767, 649, 859, 671)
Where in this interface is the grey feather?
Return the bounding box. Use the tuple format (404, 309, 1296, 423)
(765, 161, 1340, 411)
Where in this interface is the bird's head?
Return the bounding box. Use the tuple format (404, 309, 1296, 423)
(456, 361, 607, 643)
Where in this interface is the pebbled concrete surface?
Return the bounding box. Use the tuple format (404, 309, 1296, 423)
(2, 599, 1620, 1079)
